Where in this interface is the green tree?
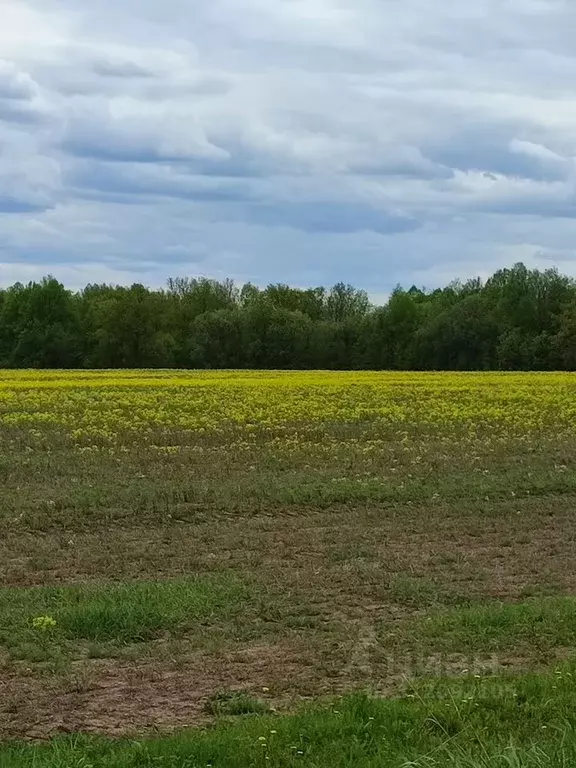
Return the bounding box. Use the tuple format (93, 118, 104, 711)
(0, 278, 81, 368)
(326, 283, 370, 322)
(2, 263, 575, 371)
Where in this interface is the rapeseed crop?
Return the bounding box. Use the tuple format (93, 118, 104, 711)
(1, 371, 575, 445)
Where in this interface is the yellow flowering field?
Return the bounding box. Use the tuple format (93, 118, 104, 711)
(1, 370, 576, 443)
(1, 369, 575, 528)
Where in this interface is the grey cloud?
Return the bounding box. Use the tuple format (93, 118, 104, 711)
(425, 126, 571, 183)
(0, 196, 50, 213)
(61, 116, 298, 176)
(352, 153, 453, 181)
(91, 59, 156, 79)
(66, 157, 421, 234)
(51, 69, 232, 99)
(60, 100, 453, 181)
(0, 60, 49, 124)
(0, 114, 61, 217)
(68, 160, 255, 202)
(0, 99, 50, 125)
(62, 135, 182, 164)
(478, 194, 576, 220)
(243, 201, 420, 235)
(3, 0, 576, 291)
(0, 60, 37, 100)
(38, 43, 232, 102)
(61, 109, 229, 166)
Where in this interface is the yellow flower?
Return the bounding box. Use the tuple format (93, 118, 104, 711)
(32, 615, 57, 631)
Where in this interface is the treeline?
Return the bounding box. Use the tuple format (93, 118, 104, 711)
(1, 263, 576, 370)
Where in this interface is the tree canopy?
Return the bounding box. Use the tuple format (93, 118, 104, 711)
(1, 264, 575, 370)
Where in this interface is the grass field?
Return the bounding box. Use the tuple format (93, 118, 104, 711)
(2, 370, 576, 765)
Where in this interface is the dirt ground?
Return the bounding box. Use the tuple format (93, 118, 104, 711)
(3, 495, 576, 739)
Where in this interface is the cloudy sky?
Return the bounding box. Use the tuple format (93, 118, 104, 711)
(1, 0, 576, 295)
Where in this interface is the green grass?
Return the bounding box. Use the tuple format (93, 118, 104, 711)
(388, 576, 472, 609)
(414, 597, 576, 655)
(3, 428, 576, 532)
(0, 575, 249, 658)
(7, 464, 576, 532)
(204, 690, 272, 716)
(2, 668, 576, 766)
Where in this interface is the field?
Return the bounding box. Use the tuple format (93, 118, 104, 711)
(2, 370, 576, 765)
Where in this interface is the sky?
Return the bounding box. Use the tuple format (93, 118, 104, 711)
(1, 0, 576, 296)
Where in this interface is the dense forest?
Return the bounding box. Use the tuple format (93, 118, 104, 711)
(2, 262, 576, 370)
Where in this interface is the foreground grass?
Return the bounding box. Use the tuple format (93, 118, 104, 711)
(2, 668, 576, 766)
(378, 597, 576, 664)
(418, 597, 576, 655)
(0, 576, 248, 660)
(3, 430, 576, 532)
